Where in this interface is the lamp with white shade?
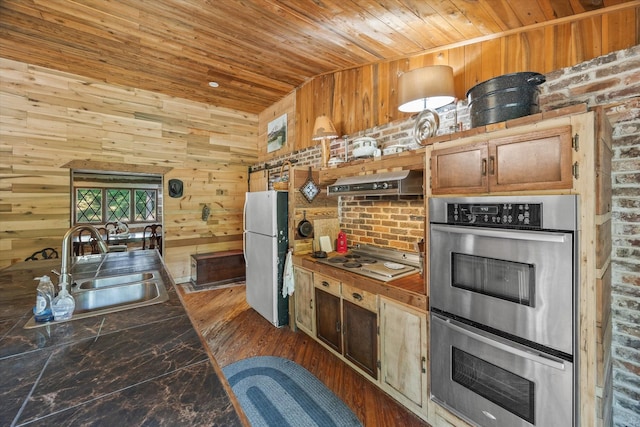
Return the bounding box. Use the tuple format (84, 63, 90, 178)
(398, 65, 455, 144)
(311, 115, 339, 167)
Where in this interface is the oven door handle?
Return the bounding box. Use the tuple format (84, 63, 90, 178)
(430, 224, 568, 243)
(433, 314, 569, 370)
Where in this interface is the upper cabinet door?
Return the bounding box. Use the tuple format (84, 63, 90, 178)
(430, 126, 574, 195)
(489, 126, 573, 193)
(431, 142, 488, 195)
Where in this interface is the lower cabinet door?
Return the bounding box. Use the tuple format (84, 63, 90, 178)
(315, 288, 342, 353)
(293, 267, 314, 335)
(379, 297, 428, 413)
(343, 300, 378, 380)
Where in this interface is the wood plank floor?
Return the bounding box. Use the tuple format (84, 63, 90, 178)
(178, 283, 431, 427)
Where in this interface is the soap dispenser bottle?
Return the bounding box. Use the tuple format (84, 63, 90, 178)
(33, 275, 55, 323)
(52, 282, 75, 321)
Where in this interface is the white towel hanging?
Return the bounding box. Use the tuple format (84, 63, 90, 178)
(282, 248, 295, 297)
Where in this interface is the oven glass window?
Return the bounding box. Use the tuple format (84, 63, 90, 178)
(452, 347, 535, 424)
(451, 253, 535, 306)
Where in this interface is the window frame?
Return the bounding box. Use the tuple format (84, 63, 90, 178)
(72, 171, 162, 227)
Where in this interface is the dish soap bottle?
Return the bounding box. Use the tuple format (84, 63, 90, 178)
(33, 275, 55, 323)
(52, 282, 75, 321)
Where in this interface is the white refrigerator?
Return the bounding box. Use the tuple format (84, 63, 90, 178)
(243, 190, 289, 327)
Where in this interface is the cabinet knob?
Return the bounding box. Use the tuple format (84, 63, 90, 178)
(322, 281, 330, 287)
(352, 292, 363, 301)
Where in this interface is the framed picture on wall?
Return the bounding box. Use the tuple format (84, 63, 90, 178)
(267, 113, 287, 153)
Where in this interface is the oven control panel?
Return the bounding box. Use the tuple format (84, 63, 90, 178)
(447, 203, 542, 228)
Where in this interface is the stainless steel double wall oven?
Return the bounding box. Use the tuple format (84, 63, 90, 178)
(429, 195, 578, 427)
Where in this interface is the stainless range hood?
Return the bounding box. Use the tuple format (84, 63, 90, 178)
(327, 170, 423, 197)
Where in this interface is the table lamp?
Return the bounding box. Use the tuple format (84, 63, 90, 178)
(398, 65, 455, 143)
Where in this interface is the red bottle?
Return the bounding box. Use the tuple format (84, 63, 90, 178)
(336, 230, 348, 253)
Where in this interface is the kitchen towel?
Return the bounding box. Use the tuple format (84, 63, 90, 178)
(282, 249, 294, 297)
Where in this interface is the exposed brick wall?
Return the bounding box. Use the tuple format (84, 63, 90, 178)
(539, 45, 640, 427)
(340, 197, 425, 251)
(329, 101, 470, 162)
(250, 146, 322, 187)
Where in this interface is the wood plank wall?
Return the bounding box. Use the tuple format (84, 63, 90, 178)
(258, 3, 640, 159)
(0, 58, 258, 280)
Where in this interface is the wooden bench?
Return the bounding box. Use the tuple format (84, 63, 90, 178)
(190, 250, 245, 287)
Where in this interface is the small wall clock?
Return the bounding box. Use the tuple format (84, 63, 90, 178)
(300, 167, 320, 202)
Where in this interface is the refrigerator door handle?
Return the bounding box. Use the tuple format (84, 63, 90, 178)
(243, 231, 247, 266)
(243, 196, 248, 265)
(243, 195, 248, 233)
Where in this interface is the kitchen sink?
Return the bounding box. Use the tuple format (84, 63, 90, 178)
(76, 272, 157, 289)
(74, 281, 165, 313)
(24, 270, 169, 329)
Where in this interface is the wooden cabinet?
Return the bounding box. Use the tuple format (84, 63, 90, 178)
(313, 273, 379, 381)
(314, 272, 342, 353)
(431, 126, 574, 194)
(342, 282, 378, 379)
(343, 300, 378, 379)
(293, 266, 314, 336)
(315, 287, 342, 353)
(379, 297, 428, 417)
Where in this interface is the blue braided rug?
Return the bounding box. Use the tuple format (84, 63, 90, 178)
(223, 356, 362, 427)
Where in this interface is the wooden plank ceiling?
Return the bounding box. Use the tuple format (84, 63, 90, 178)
(0, 0, 630, 114)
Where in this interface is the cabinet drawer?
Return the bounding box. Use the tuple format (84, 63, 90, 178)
(342, 283, 377, 312)
(314, 273, 341, 297)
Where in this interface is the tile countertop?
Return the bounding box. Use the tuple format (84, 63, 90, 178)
(0, 251, 244, 427)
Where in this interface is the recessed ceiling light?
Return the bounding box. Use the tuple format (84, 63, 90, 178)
(208, 81, 219, 88)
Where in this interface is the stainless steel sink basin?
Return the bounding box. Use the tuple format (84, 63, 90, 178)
(76, 272, 157, 289)
(24, 270, 169, 329)
(74, 281, 165, 313)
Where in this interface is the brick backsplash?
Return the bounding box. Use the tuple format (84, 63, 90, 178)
(340, 197, 425, 251)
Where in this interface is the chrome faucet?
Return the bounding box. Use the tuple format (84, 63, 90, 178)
(59, 225, 108, 287)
